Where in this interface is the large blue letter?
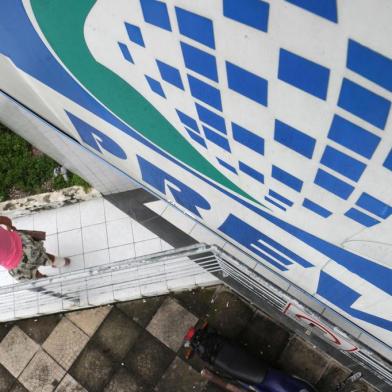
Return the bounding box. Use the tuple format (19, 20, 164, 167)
(137, 155, 210, 217)
(66, 111, 127, 160)
(219, 214, 313, 271)
(317, 272, 392, 331)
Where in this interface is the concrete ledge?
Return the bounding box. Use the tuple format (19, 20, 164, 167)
(0, 186, 101, 218)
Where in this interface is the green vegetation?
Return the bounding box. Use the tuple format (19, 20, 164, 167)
(0, 124, 90, 202)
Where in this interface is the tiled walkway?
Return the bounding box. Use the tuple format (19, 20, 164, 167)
(0, 197, 173, 286)
(0, 286, 374, 392)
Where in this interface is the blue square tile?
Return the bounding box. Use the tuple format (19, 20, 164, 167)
(328, 115, 381, 159)
(239, 161, 264, 183)
(140, 0, 171, 31)
(345, 208, 380, 227)
(274, 120, 316, 159)
(232, 123, 264, 155)
(356, 193, 392, 219)
(384, 149, 392, 171)
(226, 61, 268, 106)
(320, 146, 366, 182)
(278, 49, 330, 100)
(157, 60, 184, 89)
(303, 198, 332, 217)
(118, 42, 134, 63)
(217, 158, 237, 174)
(314, 169, 354, 199)
(285, 0, 338, 23)
(203, 126, 231, 152)
(271, 165, 303, 192)
(338, 78, 391, 130)
(265, 196, 287, 211)
(180, 42, 218, 82)
(188, 75, 222, 111)
(224, 0, 269, 32)
(175, 7, 215, 49)
(125, 22, 145, 47)
(185, 128, 206, 148)
(145, 75, 166, 97)
(195, 103, 226, 134)
(347, 39, 392, 93)
(268, 190, 293, 206)
(176, 109, 199, 132)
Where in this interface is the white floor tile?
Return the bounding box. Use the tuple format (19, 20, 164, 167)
(145, 200, 168, 216)
(64, 254, 85, 272)
(80, 198, 105, 227)
(132, 220, 158, 242)
(33, 209, 57, 235)
(13, 215, 34, 231)
(109, 244, 135, 263)
(0, 271, 15, 286)
(57, 204, 81, 232)
(44, 234, 59, 256)
(162, 206, 196, 234)
(106, 218, 133, 248)
(134, 238, 162, 257)
(84, 249, 110, 268)
(103, 199, 128, 221)
(58, 229, 83, 256)
(161, 239, 174, 251)
(82, 223, 108, 253)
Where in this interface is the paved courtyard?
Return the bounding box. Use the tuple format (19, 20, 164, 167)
(0, 286, 375, 392)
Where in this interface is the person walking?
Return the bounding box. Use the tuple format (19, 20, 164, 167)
(0, 215, 70, 281)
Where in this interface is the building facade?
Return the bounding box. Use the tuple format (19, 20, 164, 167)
(0, 1, 391, 388)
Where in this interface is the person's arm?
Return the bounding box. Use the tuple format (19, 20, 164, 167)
(0, 216, 16, 231)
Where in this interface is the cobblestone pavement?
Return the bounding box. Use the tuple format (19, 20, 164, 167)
(0, 286, 375, 392)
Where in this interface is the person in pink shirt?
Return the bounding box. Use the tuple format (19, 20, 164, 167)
(0, 216, 70, 281)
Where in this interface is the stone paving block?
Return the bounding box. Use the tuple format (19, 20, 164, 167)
(147, 297, 198, 351)
(0, 326, 39, 377)
(9, 381, 28, 392)
(239, 313, 290, 364)
(69, 342, 114, 392)
(19, 350, 65, 392)
(124, 330, 175, 387)
(54, 374, 86, 392)
(43, 318, 89, 370)
(316, 361, 350, 392)
(154, 357, 207, 392)
(103, 367, 141, 392)
(0, 363, 15, 392)
(0, 323, 14, 343)
(173, 287, 217, 318)
(207, 290, 254, 338)
(66, 306, 112, 336)
(116, 296, 165, 327)
(92, 308, 142, 361)
(278, 337, 328, 385)
(17, 314, 62, 345)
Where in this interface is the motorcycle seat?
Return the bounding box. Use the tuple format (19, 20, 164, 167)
(212, 343, 267, 385)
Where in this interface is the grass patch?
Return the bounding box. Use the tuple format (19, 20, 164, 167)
(0, 124, 90, 202)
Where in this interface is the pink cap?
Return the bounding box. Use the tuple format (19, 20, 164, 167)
(0, 227, 23, 270)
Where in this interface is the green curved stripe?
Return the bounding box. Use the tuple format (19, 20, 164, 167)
(31, 0, 263, 206)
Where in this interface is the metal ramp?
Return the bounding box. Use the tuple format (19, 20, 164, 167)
(0, 244, 219, 322)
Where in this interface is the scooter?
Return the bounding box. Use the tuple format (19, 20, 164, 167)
(183, 322, 318, 392)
